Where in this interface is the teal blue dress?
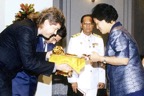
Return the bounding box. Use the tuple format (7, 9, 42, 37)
(106, 22, 144, 96)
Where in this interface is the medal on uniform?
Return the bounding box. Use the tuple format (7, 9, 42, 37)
(92, 43, 98, 48)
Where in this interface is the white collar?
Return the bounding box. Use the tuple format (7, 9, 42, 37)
(81, 31, 93, 38)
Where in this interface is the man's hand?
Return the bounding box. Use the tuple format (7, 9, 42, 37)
(81, 54, 90, 60)
(71, 82, 78, 93)
(46, 51, 53, 59)
(55, 64, 72, 72)
(98, 82, 105, 89)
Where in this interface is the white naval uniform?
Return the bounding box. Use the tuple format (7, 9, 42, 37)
(67, 31, 105, 96)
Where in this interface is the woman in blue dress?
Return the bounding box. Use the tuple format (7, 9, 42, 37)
(90, 3, 144, 96)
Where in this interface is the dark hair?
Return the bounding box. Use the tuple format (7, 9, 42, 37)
(80, 14, 94, 23)
(92, 3, 118, 23)
(57, 25, 67, 39)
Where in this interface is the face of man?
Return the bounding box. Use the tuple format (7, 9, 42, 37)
(81, 16, 94, 35)
(38, 19, 61, 39)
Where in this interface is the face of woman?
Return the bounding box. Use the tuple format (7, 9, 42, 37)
(93, 18, 111, 34)
(38, 20, 61, 39)
(45, 34, 62, 44)
(55, 35, 62, 42)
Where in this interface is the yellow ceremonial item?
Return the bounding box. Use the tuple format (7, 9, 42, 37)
(49, 54, 85, 73)
(49, 46, 85, 74)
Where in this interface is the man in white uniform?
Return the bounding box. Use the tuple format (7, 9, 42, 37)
(67, 14, 105, 96)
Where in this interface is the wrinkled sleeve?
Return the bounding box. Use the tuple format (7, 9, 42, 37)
(110, 31, 129, 58)
(16, 26, 54, 75)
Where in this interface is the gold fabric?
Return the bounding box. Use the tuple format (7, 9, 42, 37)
(49, 54, 85, 73)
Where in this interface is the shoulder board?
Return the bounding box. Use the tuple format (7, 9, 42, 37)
(93, 33, 102, 38)
(71, 33, 80, 38)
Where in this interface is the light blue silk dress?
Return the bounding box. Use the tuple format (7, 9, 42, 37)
(106, 22, 144, 96)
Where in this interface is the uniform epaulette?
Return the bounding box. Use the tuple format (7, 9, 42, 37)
(93, 33, 102, 38)
(71, 33, 80, 38)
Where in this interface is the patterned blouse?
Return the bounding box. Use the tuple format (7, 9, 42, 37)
(106, 22, 144, 96)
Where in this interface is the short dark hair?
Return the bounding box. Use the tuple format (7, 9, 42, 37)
(92, 3, 118, 23)
(57, 25, 67, 39)
(80, 14, 94, 23)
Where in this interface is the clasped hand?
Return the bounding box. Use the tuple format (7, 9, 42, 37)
(81, 53, 101, 65)
(89, 52, 101, 62)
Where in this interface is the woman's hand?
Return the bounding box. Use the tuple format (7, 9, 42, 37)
(90, 52, 101, 62)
